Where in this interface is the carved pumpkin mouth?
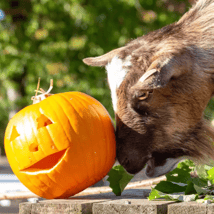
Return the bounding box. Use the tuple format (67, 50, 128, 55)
(20, 149, 67, 173)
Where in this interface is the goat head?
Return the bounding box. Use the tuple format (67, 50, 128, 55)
(83, 0, 214, 177)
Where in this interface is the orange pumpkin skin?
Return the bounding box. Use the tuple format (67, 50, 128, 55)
(4, 92, 116, 199)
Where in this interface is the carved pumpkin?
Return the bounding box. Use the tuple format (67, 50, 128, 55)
(4, 84, 116, 199)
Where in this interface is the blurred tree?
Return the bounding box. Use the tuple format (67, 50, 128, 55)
(0, 0, 200, 154)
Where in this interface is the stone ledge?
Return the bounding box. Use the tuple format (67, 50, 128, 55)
(19, 188, 214, 214)
(93, 199, 174, 214)
(19, 199, 108, 214)
(20, 199, 214, 214)
(168, 202, 214, 214)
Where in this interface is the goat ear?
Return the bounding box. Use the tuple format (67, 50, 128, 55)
(83, 47, 125, 67)
(134, 56, 188, 90)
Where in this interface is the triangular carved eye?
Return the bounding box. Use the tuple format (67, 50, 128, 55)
(37, 114, 53, 129)
(10, 126, 20, 141)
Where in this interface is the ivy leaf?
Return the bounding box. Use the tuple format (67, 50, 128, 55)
(107, 165, 134, 196)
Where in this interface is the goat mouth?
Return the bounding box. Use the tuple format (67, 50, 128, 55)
(145, 157, 184, 178)
(145, 158, 155, 177)
(20, 149, 67, 173)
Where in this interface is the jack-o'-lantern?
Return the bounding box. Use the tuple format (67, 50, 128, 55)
(4, 80, 116, 199)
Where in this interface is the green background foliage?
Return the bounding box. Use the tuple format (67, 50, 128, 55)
(1, 0, 214, 154)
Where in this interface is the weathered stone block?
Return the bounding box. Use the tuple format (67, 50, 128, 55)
(93, 199, 174, 214)
(19, 199, 108, 214)
(168, 202, 207, 214)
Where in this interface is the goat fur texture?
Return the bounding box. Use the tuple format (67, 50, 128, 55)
(83, 0, 214, 177)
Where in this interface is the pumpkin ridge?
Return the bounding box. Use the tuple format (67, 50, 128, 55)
(30, 150, 69, 198)
(6, 128, 49, 197)
(61, 93, 100, 179)
(20, 149, 67, 172)
(68, 93, 107, 178)
(27, 111, 48, 164)
(72, 92, 115, 176)
(59, 93, 92, 181)
(49, 94, 88, 184)
(37, 108, 64, 153)
(8, 134, 20, 168)
(74, 93, 114, 166)
(21, 112, 38, 165)
(22, 149, 68, 198)
(19, 114, 56, 198)
(42, 95, 72, 147)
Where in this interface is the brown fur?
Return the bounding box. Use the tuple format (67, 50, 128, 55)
(83, 0, 214, 176)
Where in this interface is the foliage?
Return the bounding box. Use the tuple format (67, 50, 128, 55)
(108, 160, 214, 203)
(107, 165, 134, 196)
(148, 160, 214, 203)
(0, 0, 194, 153)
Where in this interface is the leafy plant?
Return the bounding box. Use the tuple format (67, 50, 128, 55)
(107, 165, 134, 196)
(108, 159, 214, 203)
(148, 160, 214, 203)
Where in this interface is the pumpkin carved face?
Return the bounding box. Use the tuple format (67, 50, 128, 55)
(4, 92, 116, 199)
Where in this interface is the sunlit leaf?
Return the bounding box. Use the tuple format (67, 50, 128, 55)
(107, 165, 133, 196)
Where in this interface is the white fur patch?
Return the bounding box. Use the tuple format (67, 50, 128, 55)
(144, 157, 185, 178)
(106, 56, 132, 111)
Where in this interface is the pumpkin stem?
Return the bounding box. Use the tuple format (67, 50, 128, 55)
(31, 79, 53, 104)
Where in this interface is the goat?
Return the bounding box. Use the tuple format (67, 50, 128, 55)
(83, 0, 214, 178)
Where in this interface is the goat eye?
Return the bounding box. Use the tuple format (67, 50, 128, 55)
(138, 90, 153, 101)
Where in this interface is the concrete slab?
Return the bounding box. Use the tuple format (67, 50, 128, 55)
(19, 199, 110, 214)
(207, 203, 214, 214)
(168, 202, 214, 214)
(93, 199, 174, 214)
(168, 202, 207, 214)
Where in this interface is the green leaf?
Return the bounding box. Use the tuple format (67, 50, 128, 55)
(149, 188, 198, 202)
(193, 184, 209, 195)
(148, 188, 163, 200)
(204, 195, 214, 201)
(197, 195, 214, 203)
(192, 177, 208, 187)
(166, 168, 192, 184)
(208, 167, 214, 180)
(107, 165, 134, 196)
(185, 181, 197, 195)
(154, 181, 187, 194)
(195, 165, 210, 180)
